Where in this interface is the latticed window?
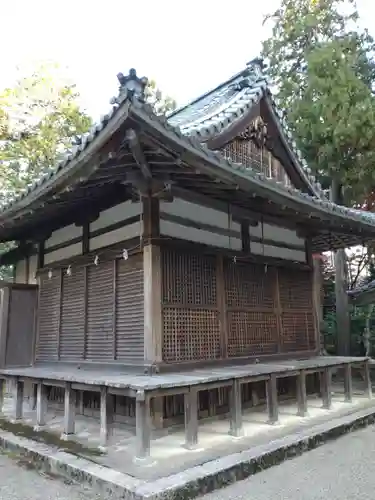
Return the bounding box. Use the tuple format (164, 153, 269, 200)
(222, 139, 291, 187)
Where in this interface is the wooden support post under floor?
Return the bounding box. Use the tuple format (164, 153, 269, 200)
(34, 383, 48, 430)
(152, 397, 164, 430)
(229, 379, 243, 437)
(61, 383, 76, 440)
(12, 379, 23, 421)
(184, 388, 199, 450)
(321, 367, 333, 409)
(99, 387, 114, 450)
(296, 370, 308, 417)
(266, 375, 278, 424)
(344, 364, 353, 403)
(134, 390, 152, 463)
(364, 360, 372, 399)
(0, 379, 4, 414)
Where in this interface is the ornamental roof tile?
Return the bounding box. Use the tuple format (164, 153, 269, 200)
(1, 64, 375, 242)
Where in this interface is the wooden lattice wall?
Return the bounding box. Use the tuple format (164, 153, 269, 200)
(161, 249, 316, 364)
(222, 137, 291, 187)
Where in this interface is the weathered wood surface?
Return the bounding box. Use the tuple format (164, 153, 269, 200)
(0, 356, 369, 392)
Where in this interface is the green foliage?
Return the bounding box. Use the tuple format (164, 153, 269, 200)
(0, 62, 92, 278)
(0, 62, 92, 197)
(262, 0, 375, 203)
(146, 79, 177, 115)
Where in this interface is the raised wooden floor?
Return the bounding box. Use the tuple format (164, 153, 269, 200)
(0, 356, 370, 463)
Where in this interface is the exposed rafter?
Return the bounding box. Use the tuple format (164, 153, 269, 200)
(126, 129, 152, 181)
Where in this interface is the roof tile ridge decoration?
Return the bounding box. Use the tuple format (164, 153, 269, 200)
(1, 65, 373, 231)
(167, 58, 325, 199)
(135, 96, 375, 230)
(175, 62, 268, 141)
(0, 69, 149, 213)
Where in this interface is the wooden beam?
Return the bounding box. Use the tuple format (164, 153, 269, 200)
(321, 367, 333, 409)
(216, 255, 228, 359)
(134, 390, 152, 463)
(143, 196, 160, 242)
(241, 222, 250, 253)
(184, 388, 199, 450)
(344, 364, 353, 403)
(171, 186, 294, 229)
(229, 379, 243, 437)
(296, 370, 308, 416)
(12, 379, 24, 421)
(34, 383, 48, 430)
(143, 245, 162, 369)
(61, 383, 76, 440)
(126, 129, 152, 180)
(143, 196, 162, 370)
(266, 375, 278, 424)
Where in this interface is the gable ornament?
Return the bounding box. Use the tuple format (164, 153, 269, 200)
(238, 117, 268, 149)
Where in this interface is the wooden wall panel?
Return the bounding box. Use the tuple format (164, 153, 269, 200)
(161, 248, 316, 364)
(86, 262, 114, 361)
(60, 267, 85, 360)
(225, 260, 278, 357)
(36, 272, 60, 361)
(161, 249, 221, 363)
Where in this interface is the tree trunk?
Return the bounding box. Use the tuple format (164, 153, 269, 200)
(331, 179, 351, 356)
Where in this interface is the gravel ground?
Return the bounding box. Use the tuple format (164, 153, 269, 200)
(0, 452, 103, 500)
(201, 424, 375, 499)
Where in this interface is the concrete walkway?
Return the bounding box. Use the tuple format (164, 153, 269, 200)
(200, 423, 375, 499)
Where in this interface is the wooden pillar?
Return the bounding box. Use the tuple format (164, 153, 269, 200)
(321, 367, 333, 409)
(344, 364, 353, 403)
(229, 379, 243, 437)
(296, 370, 308, 417)
(134, 390, 152, 463)
(57, 269, 63, 360)
(274, 270, 283, 353)
(151, 397, 164, 430)
(364, 360, 372, 399)
(61, 383, 76, 440)
(184, 388, 199, 450)
(217, 255, 228, 359)
(241, 222, 250, 253)
(99, 387, 114, 450)
(266, 375, 278, 424)
(0, 379, 5, 414)
(34, 383, 48, 430)
(312, 254, 323, 352)
(0, 287, 10, 369)
(13, 379, 23, 421)
(143, 196, 162, 373)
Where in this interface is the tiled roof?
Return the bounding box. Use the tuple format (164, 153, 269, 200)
(348, 279, 375, 300)
(168, 59, 322, 196)
(1, 66, 375, 241)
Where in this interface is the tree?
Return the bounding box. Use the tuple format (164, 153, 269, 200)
(262, 0, 375, 355)
(263, 0, 375, 199)
(0, 62, 92, 280)
(146, 79, 177, 115)
(0, 62, 92, 198)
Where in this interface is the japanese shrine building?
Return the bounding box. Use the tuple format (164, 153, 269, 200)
(0, 60, 373, 459)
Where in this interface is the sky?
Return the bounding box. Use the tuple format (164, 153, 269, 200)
(1, 0, 375, 120)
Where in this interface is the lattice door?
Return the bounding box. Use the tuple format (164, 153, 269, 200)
(225, 259, 279, 357)
(278, 268, 315, 352)
(161, 249, 221, 363)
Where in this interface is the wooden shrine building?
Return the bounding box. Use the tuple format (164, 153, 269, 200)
(0, 60, 373, 461)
